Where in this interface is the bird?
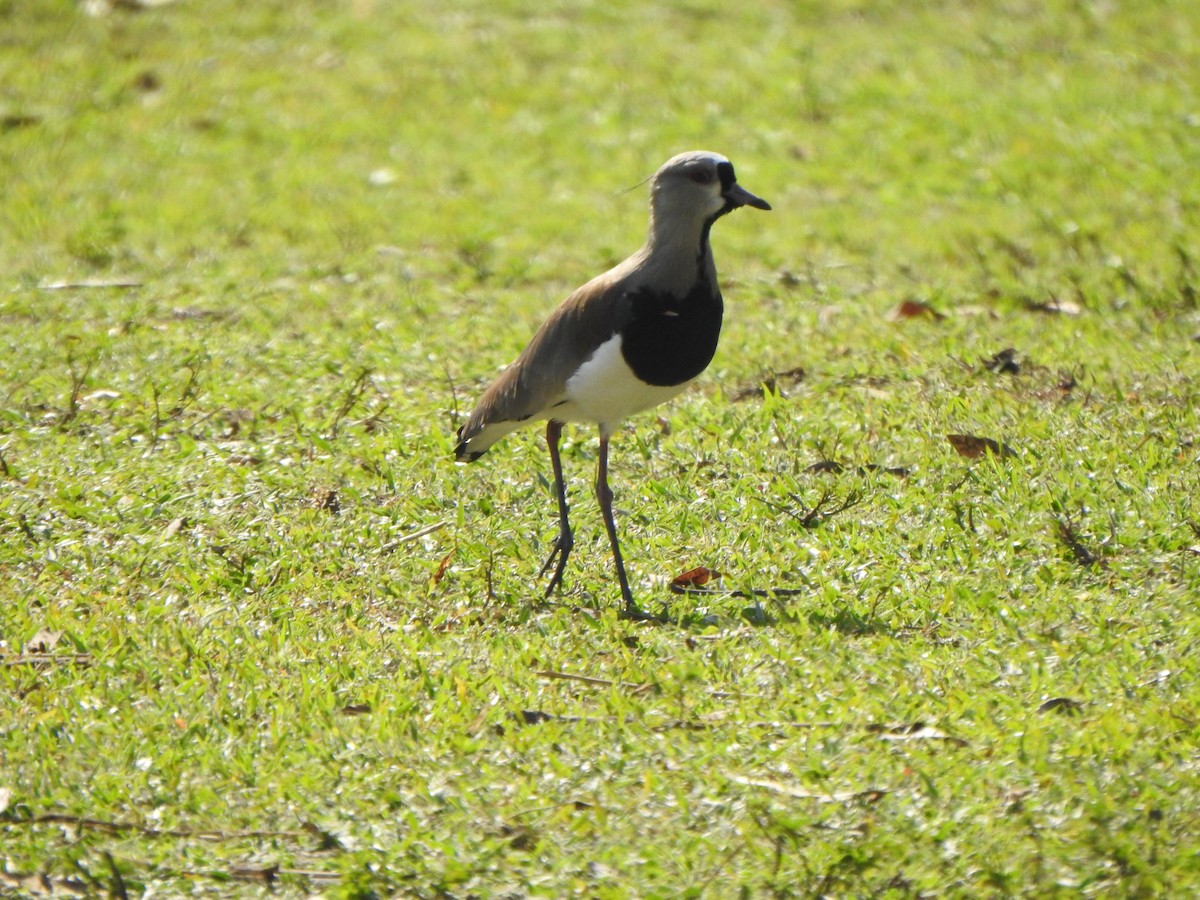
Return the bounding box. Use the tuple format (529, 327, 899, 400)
(454, 150, 770, 618)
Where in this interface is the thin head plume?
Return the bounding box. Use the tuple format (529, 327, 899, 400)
(615, 170, 654, 198)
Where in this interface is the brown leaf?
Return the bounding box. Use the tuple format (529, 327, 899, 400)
(311, 489, 341, 514)
(515, 710, 556, 726)
(808, 459, 910, 477)
(131, 70, 161, 92)
(301, 820, 345, 851)
(947, 433, 1015, 459)
(670, 566, 722, 590)
(868, 721, 969, 747)
(863, 463, 911, 477)
(0, 870, 89, 896)
(24, 630, 62, 654)
(891, 299, 945, 321)
(1, 113, 42, 132)
(229, 865, 279, 885)
(1027, 296, 1083, 316)
(806, 459, 845, 474)
(340, 703, 372, 716)
(1037, 697, 1084, 715)
(499, 823, 539, 851)
(1054, 517, 1106, 569)
(430, 549, 455, 585)
(981, 347, 1020, 374)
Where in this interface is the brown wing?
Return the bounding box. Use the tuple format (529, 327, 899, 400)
(454, 271, 634, 461)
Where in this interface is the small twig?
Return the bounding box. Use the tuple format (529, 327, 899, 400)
(360, 397, 391, 434)
(484, 550, 497, 602)
(951, 501, 977, 535)
(535, 669, 655, 694)
(40, 278, 142, 290)
(506, 799, 595, 819)
(328, 368, 375, 439)
(149, 381, 163, 448)
(60, 348, 95, 427)
(535, 670, 759, 701)
(1, 653, 92, 667)
(190, 867, 338, 886)
(668, 585, 809, 599)
(172, 360, 204, 416)
(697, 836, 750, 888)
(69, 857, 106, 895)
(727, 774, 893, 803)
(16, 513, 38, 542)
(655, 718, 840, 732)
(443, 361, 462, 436)
(509, 710, 831, 733)
(1054, 514, 1107, 569)
(866, 721, 970, 746)
(756, 488, 863, 530)
(10, 813, 314, 843)
(380, 521, 447, 553)
(275, 869, 341, 883)
(104, 852, 129, 900)
(510, 709, 617, 727)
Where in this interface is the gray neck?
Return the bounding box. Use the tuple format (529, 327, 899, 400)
(639, 208, 717, 294)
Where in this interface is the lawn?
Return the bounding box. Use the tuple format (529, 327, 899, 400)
(2, 0, 1199, 896)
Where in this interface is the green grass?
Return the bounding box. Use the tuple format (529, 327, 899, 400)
(2, 0, 1199, 895)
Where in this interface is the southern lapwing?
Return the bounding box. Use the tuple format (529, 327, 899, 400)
(454, 151, 770, 618)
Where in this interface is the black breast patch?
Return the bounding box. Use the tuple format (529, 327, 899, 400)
(618, 279, 724, 387)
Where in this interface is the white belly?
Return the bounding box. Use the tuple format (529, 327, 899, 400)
(561, 335, 690, 436)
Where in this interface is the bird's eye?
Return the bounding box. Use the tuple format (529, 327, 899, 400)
(688, 170, 714, 184)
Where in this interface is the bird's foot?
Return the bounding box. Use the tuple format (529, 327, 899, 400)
(538, 532, 573, 597)
(618, 602, 668, 624)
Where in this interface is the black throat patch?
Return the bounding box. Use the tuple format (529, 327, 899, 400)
(716, 161, 736, 193)
(708, 161, 742, 226)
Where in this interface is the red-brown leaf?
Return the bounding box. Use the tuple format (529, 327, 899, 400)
(670, 566, 722, 589)
(947, 433, 1015, 459)
(891, 299, 945, 321)
(431, 549, 455, 585)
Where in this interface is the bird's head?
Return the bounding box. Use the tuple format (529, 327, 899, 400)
(650, 151, 771, 226)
